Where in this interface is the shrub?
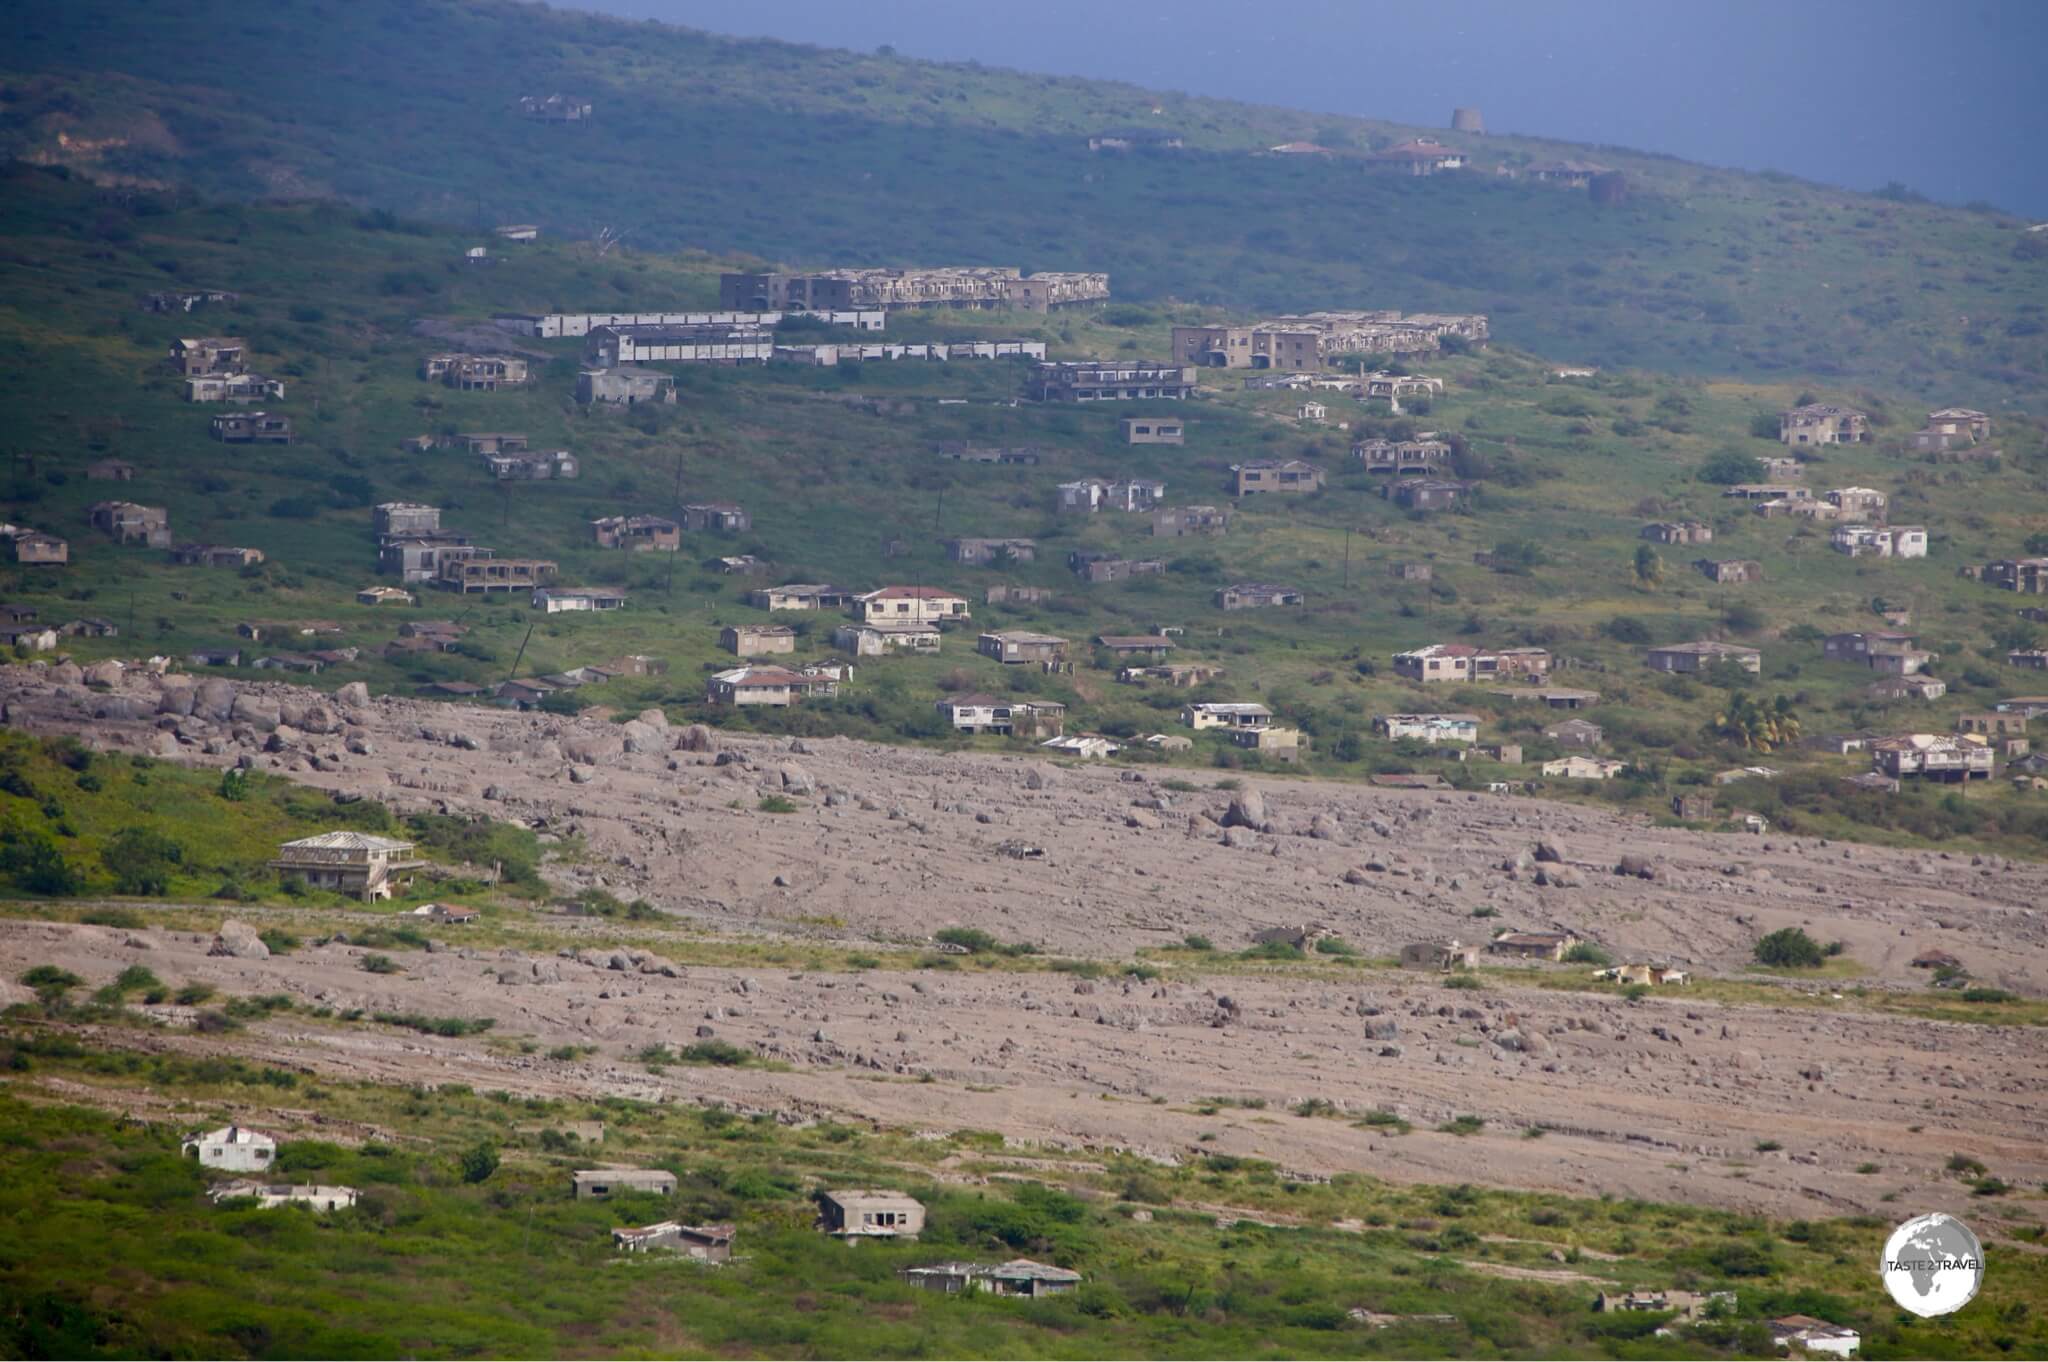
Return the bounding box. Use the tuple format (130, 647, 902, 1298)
(458, 1142, 499, 1184)
(757, 794, 798, 814)
(1439, 1115, 1485, 1136)
(1562, 942, 1611, 965)
(1443, 974, 1482, 990)
(20, 965, 81, 1001)
(359, 954, 400, 975)
(679, 1041, 750, 1067)
(101, 827, 185, 895)
(1962, 987, 2016, 1004)
(1181, 934, 1213, 952)
(1754, 927, 1824, 968)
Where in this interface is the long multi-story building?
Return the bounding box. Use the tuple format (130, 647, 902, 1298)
(494, 309, 885, 338)
(1171, 311, 1488, 371)
(720, 267, 1108, 313)
(1026, 362, 1196, 402)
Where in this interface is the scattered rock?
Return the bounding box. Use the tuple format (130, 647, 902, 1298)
(209, 919, 270, 960)
(1222, 787, 1271, 832)
(336, 681, 371, 708)
(675, 724, 714, 753)
(779, 762, 815, 795)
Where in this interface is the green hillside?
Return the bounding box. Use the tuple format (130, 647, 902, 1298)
(1, 0, 2044, 400)
(2, 171, 2046, 858)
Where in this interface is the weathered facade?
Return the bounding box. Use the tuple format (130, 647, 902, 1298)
(269, 831, 425, 901)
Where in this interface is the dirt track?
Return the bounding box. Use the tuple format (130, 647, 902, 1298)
(4, 663, 2045, 1218)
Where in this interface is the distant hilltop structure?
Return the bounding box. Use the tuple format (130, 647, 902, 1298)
(1451, 107, 1485, 134)
(720, 267, 1109, 314)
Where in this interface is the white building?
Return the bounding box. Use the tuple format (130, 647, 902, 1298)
(1182, 702, 1273, 731)
(183, 1124, 279, 1172)
(1831, 525, 1927, 559)
(1770, 1316, 1861, 1358)
(209, 1182, 358, 1211)
(1373, 713, 1480, 744)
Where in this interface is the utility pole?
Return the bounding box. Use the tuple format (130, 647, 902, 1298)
(503, 622, 535, 688)
(1343, 527, 1352, 590)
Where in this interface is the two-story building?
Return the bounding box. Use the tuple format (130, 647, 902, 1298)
(1232, 459, 1325, 496)
(851, 587, 969, 626)
(269, 831, 426, 901)
(1780, 403, 1871, 446)
(1373, 713, 1480, 745)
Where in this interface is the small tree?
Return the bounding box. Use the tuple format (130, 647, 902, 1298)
(459, 1142, 499, 1184)
(1633, 544, 1664, 588)
(102, 828, 185, 896)
(1755, 927, 1825, 969)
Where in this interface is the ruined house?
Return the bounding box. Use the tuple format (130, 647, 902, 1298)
(268, 832, 425, 901)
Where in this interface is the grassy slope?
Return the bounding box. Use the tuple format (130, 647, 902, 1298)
(3, 175, 2048, 855)
(0, 0, 2044, 400)
(1, 1035, 2043, 1359)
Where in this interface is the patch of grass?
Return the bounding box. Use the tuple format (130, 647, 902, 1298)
(1439, 1115, 1486, 1137)
(757, 794, 799, 814)
(359, 954, 400, 975)
(1357, 1110, 1412, 1135)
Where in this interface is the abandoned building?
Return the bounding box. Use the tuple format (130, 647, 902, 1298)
(9, 532, 68, 566)
(721, 623, 797, 656)
(1231, 726, 1298, 761)
(1122, 416, 1184, 444)
(935, 443, 1043, 465)
(1871, 734, 1994, 782)
(1354, 437, 1452, 475)
(1780, 403, 1871, 446)
(482, 449, 579, 480)
(1373, 712, 1480, 744)
(576, 365, 677, 404)
(185, 372, 284, 404)
(169, 336, 246, 375)
(817, 1189, 926, 1240)
(1695, 558, 1763, 584)
(833, 620, 941, 656)
(1087, 640, 1178, 670)
(1215, 582, 1304, 610)
(851, 586, 969, 625)
(1365, 138, 1468, 174)
(1026, 361, 1197, 402)
(183, 1124, 279, 1171)
(900, 1260, 1082, 1298)
(946, 537, 1037, 566)
(746, 583, 854, 611)
(380, 533, 482, 584)
(454, 432, 527, 455)
(1487, 931, 1579, 961)
(87, 501, 172, 548)
(1058, 478, 1167, 514)
(570, 1169, 678, 1200)
(532, 587, 627, 614)
(611, 1222, 734, 1261)
(1974, 558, 2048, 593)
(1826, 486, 1889, 518)
(437, 558, 558, 594)
(1545, 717, 1605, 749)
(210, 411, 294, 444)
(1183, 702, 1272, 731)
(1831, 524, 1927, 559)
(1153, 504, 1232, 538)
(374, 502, 442, 537)
(978, 630, 1068, 665)
(421, 353, 532, 390)
(1640, 521, 1712, 545)
(935, 695, 1066, 738)
(721, 267, 1108, 313)
(1644, 641, 1762, 675)
(519, 94, 592, 121)
(585, 323, 775, 367)
(268, 832, 425, 901)
(680, 502, 750, 533)
(1400, 939, 1481, 971)
(1392, 643, 1551, 684)
(1232, 459, 1325, 496)
(171, 543, 265, 569)
(355, 585, 414, 606)
(590, 515, 681, 551)
(1386, 477, 1472, 511)
(208, 1182, 359, 1212)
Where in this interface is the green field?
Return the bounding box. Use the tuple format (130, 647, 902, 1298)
(1, 171, 2045, 857)
(1, 0, 2045, 400)
(1, 1030, 2042, 1360)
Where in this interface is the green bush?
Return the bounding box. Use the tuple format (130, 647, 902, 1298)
(458, 1141, 499, 1184)
(359, 954, 400, 975)
(1754, 927, 1824, 968)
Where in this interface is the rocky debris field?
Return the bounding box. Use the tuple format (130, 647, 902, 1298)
(4, 662, 2045, 1218)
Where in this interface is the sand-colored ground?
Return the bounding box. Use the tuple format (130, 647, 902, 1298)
(4, 664, 2044, 1219)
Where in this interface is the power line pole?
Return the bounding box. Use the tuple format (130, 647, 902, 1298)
(1343, 527, 1352, 590)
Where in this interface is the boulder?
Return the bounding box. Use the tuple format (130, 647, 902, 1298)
(568, 765, 597, 785)
(1615, 854, 1659, 880)
(149, 731, 181, 757)
(1024, 763, 1059, 791)
(620, 720, 660, 754)
(229, 695, 281, 732)
(1125, 810, 1162, 830)
(156, 685, 197, 718)
(635, 707, 669, 731)
(675, 724, 714, 753)
(1221, 826, 1258, 849)
(82, 660, 126, 689)
(1221, 787, 1271, 832)
(714, 750, 750, 768)
(1533, 839, 1567, 864)
(209, 919, 271, 960)
(194, 679, 237, 721)
(779, 762, 815, 795)
(47, 661, 84, 687)
(93, 696, 153, 721)
(562, 733, 624, 765)
(336, 681, 371, 708)
(1308, 813, 1339, 841)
